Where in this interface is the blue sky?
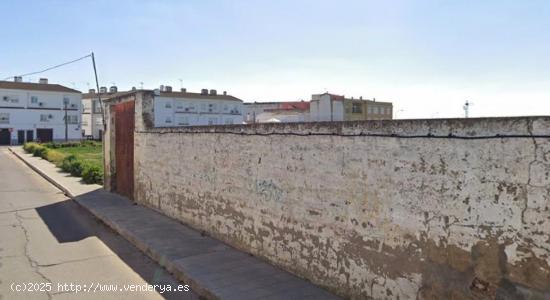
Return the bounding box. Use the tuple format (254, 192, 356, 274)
(1, 0, 549, 118)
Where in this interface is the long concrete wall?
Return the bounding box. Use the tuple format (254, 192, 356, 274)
(106, 93, 550, 299)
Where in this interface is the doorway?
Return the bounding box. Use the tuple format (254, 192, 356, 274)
(36, 128, 53, 143)
(114, 101, 135, 200)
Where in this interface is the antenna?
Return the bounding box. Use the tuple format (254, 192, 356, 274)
(139, 82, 144, 89)
(463, 100, 473, 118)
(179, 78, 183, 89)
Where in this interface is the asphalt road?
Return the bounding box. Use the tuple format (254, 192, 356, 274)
(0, 147, 199, 300)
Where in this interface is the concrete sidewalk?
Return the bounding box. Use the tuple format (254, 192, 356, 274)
(9, 146, 339, 300)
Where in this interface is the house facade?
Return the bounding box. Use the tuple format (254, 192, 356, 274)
(0, 78, 82, 145)
(82, 86, 122, 140)
(310, 92, 393, 122)
(243, 101, 310, 123)
(153, 88, 243, 127)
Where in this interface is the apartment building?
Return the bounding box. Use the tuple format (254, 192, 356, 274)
(310, 92, 393, 122)
(0, 78, 82, 145)
(153, 87, 243, 126)
(82, 86, 123, 140)
(243, 101, 310, 123)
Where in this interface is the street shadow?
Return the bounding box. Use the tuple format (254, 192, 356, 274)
(36, 200, 94, 243)
(35, 195, 199, 300)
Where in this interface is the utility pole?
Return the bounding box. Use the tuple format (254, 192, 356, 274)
(91, 52, 106, 186)
(91, 52, 104, 133)
(463, 101, 473, 118)
(64, 99, 68, 142)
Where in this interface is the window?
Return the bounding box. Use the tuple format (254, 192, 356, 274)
(177, 116, 189, 126)
(92, 100, 103, 113)
(0, 113, 9, 124)
(82, 120, 89, 126)
(31, 96, 38, 104)
(225, 119, 233, 125)
(2, 95, 18, 103)
(201, 104, 206, 112)
(66, 115, 78, 124)
(223, 105, 228, 112)
(165, 117, 172, 124)
(40, 114, 49, 122)
(208, 118, 217, 125)
(63, 96, 70, 105)
(165, 101, 172, 109)
(352, 103, 362, 113)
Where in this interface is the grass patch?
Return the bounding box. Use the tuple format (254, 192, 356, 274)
(23, 141, 103, 185)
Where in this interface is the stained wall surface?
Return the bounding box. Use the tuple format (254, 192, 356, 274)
(107, 93, 550, 299)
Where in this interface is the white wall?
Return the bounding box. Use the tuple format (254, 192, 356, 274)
(0, 88, 82, 143)
(153, 96, 243, 127)
(81, 97, 103, 139)
(310, 94, 344, 121)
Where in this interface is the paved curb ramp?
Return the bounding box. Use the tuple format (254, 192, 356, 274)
(9, 146, 339, 300)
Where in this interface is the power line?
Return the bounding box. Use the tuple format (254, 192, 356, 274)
(3, 54, 92, 81)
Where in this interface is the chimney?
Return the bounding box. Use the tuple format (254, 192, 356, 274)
(109, 86, 118, 93)
(14, 76, 23, 83)
(209, 89, 217, 96)
(39, 78, 48, 84)
(165, 86, 172, 92)
(88, 89, 96, 94)
(154, 89, 161, 96)
(181, 88, 187, 93)
(131, 87, 136, 91)
(223, 91, 227, 96)
(373, 97, 376, 102)
(360, 96, 363, 100)
(99, 86, 107, 93)
(160, 85, 165, 92)
(201, 89, 208, 95)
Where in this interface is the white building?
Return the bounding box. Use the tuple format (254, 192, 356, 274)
(153, 87, 243, 127)
(243, 101, 310, 123)
(0, 78, 82, 145)
(82, 86, 120, 140)
(309, 93, 345, 122)
(310, 92, 393, 122)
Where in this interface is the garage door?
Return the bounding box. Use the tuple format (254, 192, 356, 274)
(0, 129, 10, 145)
(37, 128, 53, 143)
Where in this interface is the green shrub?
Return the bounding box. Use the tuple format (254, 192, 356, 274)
(60, 155, 77, 172)
(69, 160, 84, 177)
(43, 142, 82, 149)
(82, 164, 103, 184)
(44, 150, 65, 165)
(32, 145, 48, 158)
(23, 142, 39, 153)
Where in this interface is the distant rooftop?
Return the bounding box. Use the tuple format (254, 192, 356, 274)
(0, 80, 81, 94)
(101, 89, 244, 102)
(157, 91, 242, 102)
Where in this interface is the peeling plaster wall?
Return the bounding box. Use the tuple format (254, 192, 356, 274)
(122, 97, 550, 299)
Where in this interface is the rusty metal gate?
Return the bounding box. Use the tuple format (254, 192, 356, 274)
(114, 101, 135, 200)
